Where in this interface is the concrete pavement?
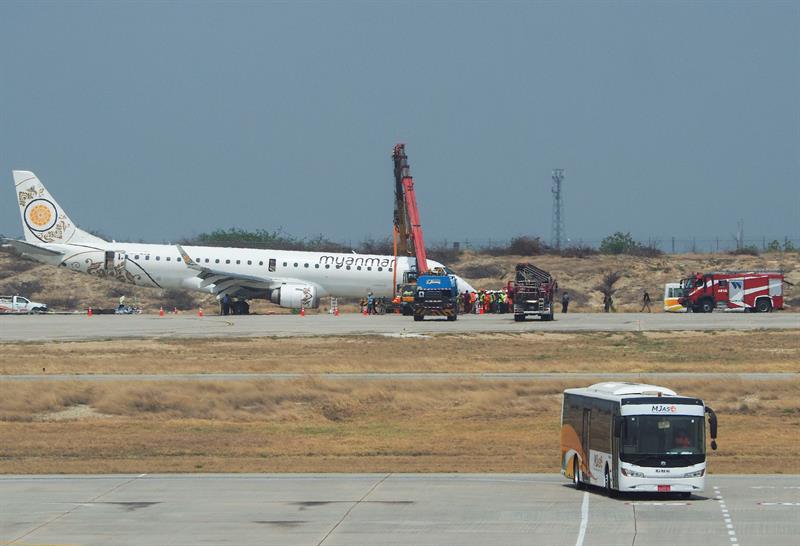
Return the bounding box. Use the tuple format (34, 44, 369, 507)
(1, 474, 797, 546)
(0, 312, 797, 342)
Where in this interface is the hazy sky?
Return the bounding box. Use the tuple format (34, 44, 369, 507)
(1, 1, 797, 247)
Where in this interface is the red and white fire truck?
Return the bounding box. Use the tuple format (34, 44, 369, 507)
(678, 271, 786, 313)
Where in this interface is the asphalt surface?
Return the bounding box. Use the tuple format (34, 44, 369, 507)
(0, 312, 797, 341)
(1, 474, 797, 546)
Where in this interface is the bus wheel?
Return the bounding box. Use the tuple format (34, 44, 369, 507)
(604, 467, 616, 498)
(573, 458, 584, 490)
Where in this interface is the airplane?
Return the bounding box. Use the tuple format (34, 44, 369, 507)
(4, 171, 475, 312)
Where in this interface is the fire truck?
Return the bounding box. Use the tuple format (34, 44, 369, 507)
(510, 263, 556, 321)
(678, 271, 786, 313)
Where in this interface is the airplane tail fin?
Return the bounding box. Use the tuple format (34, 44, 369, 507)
(13, 170, 106, 246)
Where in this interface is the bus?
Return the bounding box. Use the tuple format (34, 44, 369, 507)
(663, 283, 687, 312)
(561, 382, 718, 497)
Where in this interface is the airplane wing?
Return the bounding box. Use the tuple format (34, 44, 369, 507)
(1, 238, 65, 258)
(176, 244, 276, 298)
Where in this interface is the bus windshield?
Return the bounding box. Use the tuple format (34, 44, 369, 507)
(621, 415, 705, 458)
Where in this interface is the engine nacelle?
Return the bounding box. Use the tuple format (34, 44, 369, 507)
(270, 284, 319, 309)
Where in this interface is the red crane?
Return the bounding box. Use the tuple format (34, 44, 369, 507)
(392, 144, 428, 276)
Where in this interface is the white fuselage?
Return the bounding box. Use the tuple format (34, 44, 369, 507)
(36, 241, 461, 300)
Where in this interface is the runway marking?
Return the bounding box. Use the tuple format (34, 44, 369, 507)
(6, 473, 147, 545)
(750, 486, 800, 489)
(758, 502, 800, 506)
(713, 485, 738, 544)
(575, 491, 589, 546)
(316, 473, 391, 546)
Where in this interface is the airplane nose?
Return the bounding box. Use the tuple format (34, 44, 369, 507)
(455, 275, 476, 294)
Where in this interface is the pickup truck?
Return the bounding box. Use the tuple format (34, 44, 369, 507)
(0, 295, 48, 314)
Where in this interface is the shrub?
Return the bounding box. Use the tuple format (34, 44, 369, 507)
(599, 232, 662, 256)
(559, 245, 599, 258)
(0, 279, 44, 296)
(459, 264, 506, 279)
(161, 289, 198, 311)
(729, 246, 760, 256)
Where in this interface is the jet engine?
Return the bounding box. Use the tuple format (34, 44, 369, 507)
(270, 284, 319, 309)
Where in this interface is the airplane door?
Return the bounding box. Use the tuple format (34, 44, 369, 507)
(104, 251, 127, 271)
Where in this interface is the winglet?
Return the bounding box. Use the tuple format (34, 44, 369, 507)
(176, 244, 200, 269)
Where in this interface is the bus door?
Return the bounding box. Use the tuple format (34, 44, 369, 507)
(582, 408, 591, 466)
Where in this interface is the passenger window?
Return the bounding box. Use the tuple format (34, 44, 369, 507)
(283, 262, 288, 267)
(315, 264, 319, 269)
(247, 260, 252, 265)
(346, 266, 351, 270)
(225, 260, 231, 264)
(215, 259, 220, 264)
(269, 259, 276, 272)
(304, 263, 309, 268)
(145, 256, 150, 260)
(156, 256, 160, 261)
(205, 259, 209, 263)
(325, 265, 330, 269)
(367, 267, 372, 271)
(166, 257, 171, 261)
(236, 260, 241, 265)
(259, 261, 263, 266)
(293, 263, 298, 267)
(388, 268, 393, 272)
(357, 266, 362, 270)
(378, 267, 383, 272)
(134, 255, 140, 260)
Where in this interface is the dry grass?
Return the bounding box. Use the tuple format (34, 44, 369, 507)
(1, 378, 797, 474)
(1, 330, 798, 375)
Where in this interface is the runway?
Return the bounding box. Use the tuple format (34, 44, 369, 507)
(1, 312, 797, 341)
(1, 474, 797, 546)
(0, 372, 795, 382)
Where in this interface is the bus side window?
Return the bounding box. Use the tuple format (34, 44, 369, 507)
(268, 259, 276, 272)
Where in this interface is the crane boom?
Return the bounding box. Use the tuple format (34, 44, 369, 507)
(392, 144, 412, 257)
(392, 144, 428, 275)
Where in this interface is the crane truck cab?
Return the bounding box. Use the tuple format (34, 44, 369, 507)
(413, 269, 459, 321)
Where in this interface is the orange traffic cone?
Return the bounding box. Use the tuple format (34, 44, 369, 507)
(300, 305, 305, 317)
(159, 306, 165, 317)
(334, 307, 340, 317)
(198, 307, 204, 317)
(87, 306, 93, 317)
(479, 306, 484, 315)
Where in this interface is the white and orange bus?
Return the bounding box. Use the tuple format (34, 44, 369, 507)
(561, 382, 718, 498)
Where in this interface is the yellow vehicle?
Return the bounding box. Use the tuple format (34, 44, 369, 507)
(663, 283, 687, 312)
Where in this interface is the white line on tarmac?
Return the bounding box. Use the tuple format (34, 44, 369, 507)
(575, 491, 589, 546)
(714, 485, 739, 545)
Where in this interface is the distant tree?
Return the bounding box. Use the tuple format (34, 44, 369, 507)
(594, 270, 623, 299)
(599, 232, 638, 254)
(784, 239, 796, 252)
(767, 240, 782, 252)
(599, 232, 662, 256)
